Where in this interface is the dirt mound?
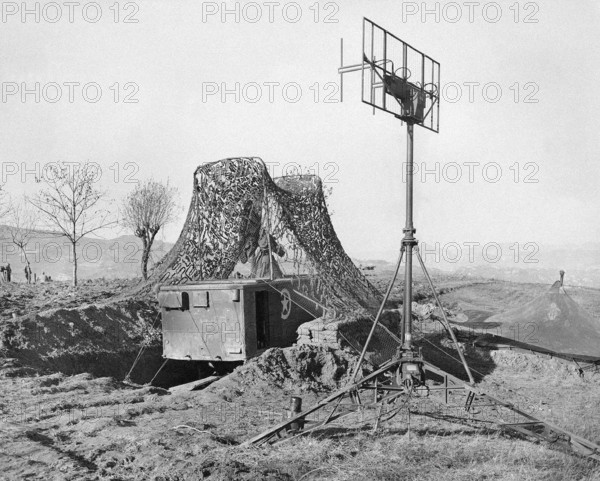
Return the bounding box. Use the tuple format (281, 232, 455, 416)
(0, 279, 142, 321)
(247, 345, 357, 390)
(207, 345, 359, 403)
(489, 350, 589, 378)
(0, 297, 196, 385)
(0, 299, 158, 369)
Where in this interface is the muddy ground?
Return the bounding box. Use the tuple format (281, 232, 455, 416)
(1, 278, 600, 480)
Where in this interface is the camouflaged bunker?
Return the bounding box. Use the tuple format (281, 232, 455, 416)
(152, 158, 382, 369)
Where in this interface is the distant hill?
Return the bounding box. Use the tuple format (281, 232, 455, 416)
(0, 225, 174, 282)
(353, 259, 396, 272)
(2, 223, 596, 288)
(450, 265, 600, 288)
(352, 257, 450, 280)
(354, 243, 600, 288)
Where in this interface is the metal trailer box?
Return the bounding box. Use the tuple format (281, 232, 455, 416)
(158, 277, 322, 363)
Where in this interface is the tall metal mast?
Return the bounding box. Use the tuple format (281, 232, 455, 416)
(402, 122, 415, 350)
(339, 17, 473, 383)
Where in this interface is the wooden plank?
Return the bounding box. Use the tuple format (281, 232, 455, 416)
(168, 376, 221, 394)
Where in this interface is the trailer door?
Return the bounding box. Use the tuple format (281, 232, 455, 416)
(255, 291, 270, 349)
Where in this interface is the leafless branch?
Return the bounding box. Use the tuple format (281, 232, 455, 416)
(7, 197, 40, 264)
(121, 178, 180, 279)
(29, 161, 115, 286)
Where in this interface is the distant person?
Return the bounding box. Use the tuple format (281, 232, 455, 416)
(6, 263, 11, 282)
(40, 271, 47, 283)
(0, 265, 5, 283)
(24, 264, 32, 284)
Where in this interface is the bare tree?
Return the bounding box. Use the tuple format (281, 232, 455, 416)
(7, 197, 39, 266)
(29, 162, 115, 286)
(121, 179, 178, 280)
(0, 184, 10, 221)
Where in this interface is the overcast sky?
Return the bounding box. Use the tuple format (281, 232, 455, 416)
(1, 1, 598, 261)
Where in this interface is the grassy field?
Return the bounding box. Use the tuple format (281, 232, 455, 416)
(1, 276, 600, 480)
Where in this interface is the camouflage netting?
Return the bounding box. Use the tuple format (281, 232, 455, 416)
(147, 157, 402, 365)
(473, 281, 600, 360)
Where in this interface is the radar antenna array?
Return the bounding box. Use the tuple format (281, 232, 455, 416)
(339, 18, 440, 132)
(243, 19, 600, 464)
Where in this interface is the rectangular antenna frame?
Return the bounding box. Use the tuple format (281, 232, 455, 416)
(361, 18, 440, 132)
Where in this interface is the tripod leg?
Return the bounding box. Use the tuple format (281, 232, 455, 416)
(349, 247, 405, 382)
(323, 395, 344, 425)
(414, 247, 475, 384)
